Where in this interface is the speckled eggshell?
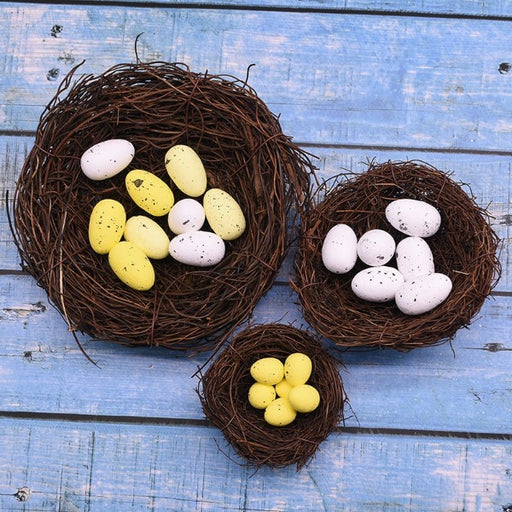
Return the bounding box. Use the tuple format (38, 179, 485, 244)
(396, 236, 435, 281)
(351, 266, 405, 303)
(167, 198, 205, 235)
(124, 215, 170, 260)
(395, 273, 453, 315)
(88, 199, 126, 255)
(385, 198, 441, 237)
(203, 188, 246, 241)
(108, 241, 155, 291)
(125, 169, 174, 216)
(169, 230, 225, 267)
(321, 224, 358, 274)
(264, 398, 297, 427)
(165, 144, 207, 197)
(81, 139, 135, 181)
(356, 229, 396, 266)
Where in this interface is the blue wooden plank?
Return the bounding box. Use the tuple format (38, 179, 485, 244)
(0, 6, 511, 153)
(0, 417, 511, 511)
(1, 273, 511, 434)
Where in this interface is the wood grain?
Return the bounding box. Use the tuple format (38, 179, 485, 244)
(0, 418, 511, 512)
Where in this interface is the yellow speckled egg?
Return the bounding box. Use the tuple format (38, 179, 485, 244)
(284, 353, 312, 386)
(165, 145, 207, 197)
(125, 169, 174, 216)
(250, 357, 284, 386)
(203, 188, 246, 241)
(248, 382, 276, 410)
(264, 398, 297, 427)
(88, 199, 126, 255)
(108, 241, 155, 291)
(124, 216, 170, 260)
(288, 384, 320, 413)
(275, 378, 293, 399)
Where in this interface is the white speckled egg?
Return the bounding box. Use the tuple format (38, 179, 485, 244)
(321, 224, 358, 274)
(203, 188, 246, 241)
(351, 266, 405, 302)
(357, 229, 396, 266)
(385, 198, 441, 237)
(165, 144, 207, 197)
(81, 139, 135, 180)
(395, 273, 453, 315)
(396, 236, 435, 281)
(168, 198, 205, 235)
(169, 230, 225, 267)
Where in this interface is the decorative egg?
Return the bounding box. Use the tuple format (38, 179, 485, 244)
(125, 169, 174, 216)
(167, 198, 205, 235)
(250, 357, 284, 386)
(248, 382, 276, 410)
(165, 144, 207, 197)
(264, 398, 297, 427)
(284, 353, 312, 387)
(124, 216, 170, 260)
(385, 198, 441, 237)
(321, 224, 358, 274)
(396, 236, 435, 281)
(203, 188, 246, 241)
(351, 266, 405, 302)
(88, 199, 126, 255)
(169, 231, 225, 267)
(395, 273, 453, 315)
(80, 139, 135, 181)
(357, 229, 396, 266)
(108, 241, 155, 291)
(288, 384, 320, 413)
(275, 378, 293, 399)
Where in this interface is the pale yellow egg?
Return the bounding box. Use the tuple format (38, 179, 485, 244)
(275, 378, 293, 399)
(264, 398, 297, 427)
(125, 169, 174, 216)
(203, 188, 246, 241)
(248, 382, 276, 410)
(250, 357, 284, 386)
(288, 384, 320, 413)
(284, 353, 312, 387)
(124, 216, 170, 259)
(88, 199, 126, 255)
(165, 145, 207, 197)
(108, 241, 155, 291)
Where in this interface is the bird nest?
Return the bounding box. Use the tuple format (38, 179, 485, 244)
(292, 160, 501, 351)
(198, 323, 347, 469)
(10, 60, 313, 352)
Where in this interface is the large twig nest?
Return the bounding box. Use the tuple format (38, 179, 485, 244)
(198, 323, 347, 469)
(11, 61, 313, 351)
(292, 160, 501, 351)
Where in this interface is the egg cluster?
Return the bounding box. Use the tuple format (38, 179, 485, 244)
(248, 353, 321, 427)
(321, 198, 453, 316)
(83, 139, 246, 291)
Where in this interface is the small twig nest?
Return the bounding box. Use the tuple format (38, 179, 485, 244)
(10, 60, 314, 351)
(198, 323, 347, 469)
(292, 160, 502, 351)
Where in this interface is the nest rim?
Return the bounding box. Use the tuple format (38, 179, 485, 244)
(292, 160, 502, 351)
(197, 323, 347, 470)
(10, 60, 314, 352)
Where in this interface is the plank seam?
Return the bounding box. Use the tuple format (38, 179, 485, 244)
(1, 411, 511, 440)
(3, 0, 512, 21)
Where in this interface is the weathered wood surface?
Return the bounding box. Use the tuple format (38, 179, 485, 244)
(1, 1, 511, 510)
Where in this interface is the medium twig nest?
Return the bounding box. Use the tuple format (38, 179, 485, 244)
(292, 160, 501, 351)
(198, 323, 347, 469)
(10, 61, 313, 351)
